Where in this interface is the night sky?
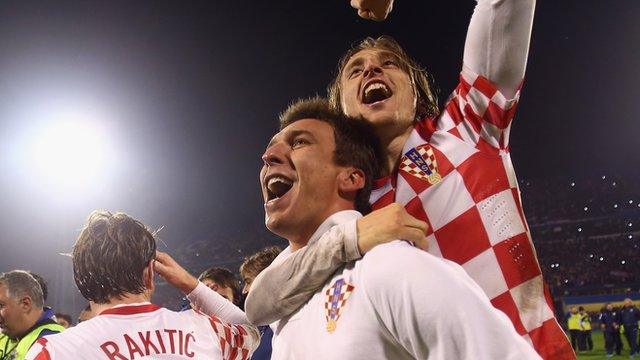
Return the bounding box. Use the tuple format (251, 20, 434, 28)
(0, 1, 638, 314)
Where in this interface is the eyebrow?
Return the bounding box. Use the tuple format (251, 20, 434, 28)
(343, 50, 398, 74)
(265, 128, 315, 149)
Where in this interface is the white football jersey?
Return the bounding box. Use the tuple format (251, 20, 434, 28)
(26, 303, 258, 360)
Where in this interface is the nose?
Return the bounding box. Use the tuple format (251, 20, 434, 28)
(262, 142, 287, 167)
(363, 61, 383, 78)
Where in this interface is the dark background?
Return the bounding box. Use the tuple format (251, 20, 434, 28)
(0, 1, 638, 316)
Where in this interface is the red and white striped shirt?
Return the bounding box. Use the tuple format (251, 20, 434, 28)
(25, 303, 259, 360)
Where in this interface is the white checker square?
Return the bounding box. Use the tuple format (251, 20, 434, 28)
(480, 121, 501, 147)
(466, 86, 491, 117)
(490, 90, 518, 110)
(369, 180, 393, 205)
(430, 131, 478, 168)
(456, 121, 480, 145)
(501, 152, 518, 189)
(402, 130, 428, 154)
(426, 234, 442, 258)
(476, 189, 526, 246)
(437, 110, 457, 132)
(395, 174, 418, 206)
(460, 248, 509, 299)
(509, 276, 555, 332)
(418, 170, 475, 231)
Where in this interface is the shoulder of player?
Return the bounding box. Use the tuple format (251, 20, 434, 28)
(356, 240, 465, 291)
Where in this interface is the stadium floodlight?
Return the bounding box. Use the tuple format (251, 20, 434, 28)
(27, 118, 115, 197)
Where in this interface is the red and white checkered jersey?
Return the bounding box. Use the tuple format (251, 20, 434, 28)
(25, 303, 259, 360)
(369, 68, 573, 359)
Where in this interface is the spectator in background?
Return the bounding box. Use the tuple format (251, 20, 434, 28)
(612, 305, 624, 356)
(199, 267, 241, 307)
(239, 246, 282, 360)
(54, 313, 72, 329)
(567, 306, 582, 351)
(0, 271, 64, 360)
(618, 298, 640, 357)
(599, 303, 619, 357)
(240, 246, 282, 295)
(77, 304, 94, 323)
(578, 306, 593, 351)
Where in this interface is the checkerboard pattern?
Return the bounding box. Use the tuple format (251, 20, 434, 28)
(324, 278, 355, 325)
(208, 315, 254, 360)
(370, 69, 574, 359)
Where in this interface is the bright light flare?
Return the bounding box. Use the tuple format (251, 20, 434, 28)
(31, 121, 108, 185)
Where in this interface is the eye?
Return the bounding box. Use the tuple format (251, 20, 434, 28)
(292, 137, 309, 148)
(383, 59, 398, 67)
(349, 67, 363, 78)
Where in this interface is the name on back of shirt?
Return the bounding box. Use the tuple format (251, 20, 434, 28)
(100, 328, 195, 359)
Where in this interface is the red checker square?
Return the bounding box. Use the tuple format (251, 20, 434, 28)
(371, 187, 395, 210)
(463, 103, 483, 134)
(484, 100, 510, 129)
(528, 319, 575, 360)
(404, 196, 433, 235)
(457, 152, 510, 203)
(445, 97, 465, 125)
(472, 75, 498, 99)
(434, 207, 491, 265)
(493, 233, 542, 289)
(475, 136, 500, 156)
(490, 292, 527, 335)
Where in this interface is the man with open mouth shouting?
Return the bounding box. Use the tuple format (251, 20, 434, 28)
(258, 97, 539, 359)
(247, 1, 574, 359)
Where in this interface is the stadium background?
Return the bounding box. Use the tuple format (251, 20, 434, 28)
(0, 1, 638, 358)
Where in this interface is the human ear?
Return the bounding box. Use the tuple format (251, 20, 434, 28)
(338, 168, 366, 193)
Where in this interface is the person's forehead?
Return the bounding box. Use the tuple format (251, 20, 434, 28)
(268, 119, 334, 146)
(344, 48, 398, 68)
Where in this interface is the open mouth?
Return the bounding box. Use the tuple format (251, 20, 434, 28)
(362, 81, 393, 105)
(265, 175, 294, 202)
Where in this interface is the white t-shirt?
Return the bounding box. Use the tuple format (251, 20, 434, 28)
(270, 211, 540, 360)
(26, 302, 259, 360)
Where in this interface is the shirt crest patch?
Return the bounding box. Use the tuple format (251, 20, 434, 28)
(400, 144, 442, 185)
(323, 278, 354, 333)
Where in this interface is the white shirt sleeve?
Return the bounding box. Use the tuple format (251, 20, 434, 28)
(463, 0, 536, 99)
(187, 281, 249, 324)
(359, 241, 541, 360)
(245, 221, 360, 325)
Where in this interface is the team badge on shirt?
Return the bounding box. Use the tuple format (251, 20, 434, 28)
(400, 144, 442, 185)
(324, 278, 354, 333)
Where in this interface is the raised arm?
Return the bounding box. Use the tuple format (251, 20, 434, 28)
(246, 203, 428, 325)
(463, 0, 536, 98)
(154, 251, 249, 324)
(350, 0, 536, 99)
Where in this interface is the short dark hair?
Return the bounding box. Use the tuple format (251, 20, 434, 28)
(73, 210, 157, 304)
(279, 97, 384, 214)
(55, 313, 72, 325)
(328, 36, 439, 121)
(240, 246, 282, 281)
(198, 267, 240, 305)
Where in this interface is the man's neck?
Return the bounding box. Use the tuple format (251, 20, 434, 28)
(376, 124, 414, 177)
(92, 293, 151, 315)
(14, 309, 44, 340)
(287, 209, 360, 251)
